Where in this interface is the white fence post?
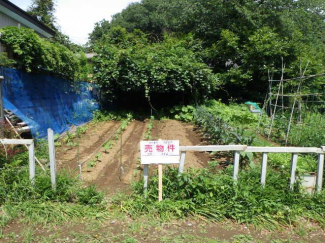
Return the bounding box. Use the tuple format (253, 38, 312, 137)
(48, 128, 56, 190)
(143, 164, 149, 197)
(261, 152, 268, 188)
(28, 140, 35, 185)
(290, 153, 298, 190)
(233, 151, 240, 181)
(316, 153, 324, 193)
(178, 151, 186, 174)
(78, 164, 82, 180)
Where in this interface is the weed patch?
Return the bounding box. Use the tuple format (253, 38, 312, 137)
(0, 163, 106, 226)
(112, 166, 325, 229)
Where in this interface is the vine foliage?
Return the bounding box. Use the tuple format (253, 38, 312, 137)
(92, 27, 219, 106)
(0, 27, 86, 80)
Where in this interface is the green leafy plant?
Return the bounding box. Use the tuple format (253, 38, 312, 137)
(76, 126, 87, 138)
(170, 105, 195, 123)
(0, 52, 15, 67)
(92, 110, 134, 123)
(145, 116, 154, 139)
(103, 140, 113, 153)
(88, 153, 102, 168)
(194, 106, 255, 145)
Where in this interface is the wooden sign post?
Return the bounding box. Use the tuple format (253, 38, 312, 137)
(140, 140, 180, 201)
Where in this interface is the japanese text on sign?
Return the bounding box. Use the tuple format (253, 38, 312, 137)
(140, 140, 180, 164)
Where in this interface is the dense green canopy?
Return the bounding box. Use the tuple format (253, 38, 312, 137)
(89, 0, 325, 101)
(93, 27, 219, 106)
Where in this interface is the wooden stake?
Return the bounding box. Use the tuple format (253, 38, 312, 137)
(158, 164, 163, 202)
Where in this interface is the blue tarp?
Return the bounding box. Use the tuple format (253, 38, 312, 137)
(2, 68, 99, 138)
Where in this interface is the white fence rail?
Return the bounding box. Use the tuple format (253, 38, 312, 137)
(178, 145, 325, 192)
(0, 139, 35, 184)
(0, 128, 57, 188)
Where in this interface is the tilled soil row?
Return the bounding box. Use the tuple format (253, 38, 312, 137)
(58, 119, 211, 193)
(84, 120, 147, 193)
(56, 121, 120, 171)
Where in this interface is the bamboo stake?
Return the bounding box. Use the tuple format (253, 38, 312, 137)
(268, 62, 285, 139)
(269, 72, 325, 82)
(281, 58, 284, 115)
(285, 61, 309, 145)
(268, 70, 272, 116)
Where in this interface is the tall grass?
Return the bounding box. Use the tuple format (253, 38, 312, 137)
(113, 166, 325, 229)
(289, 112, 325, 147)
(0, 163, 106, 226)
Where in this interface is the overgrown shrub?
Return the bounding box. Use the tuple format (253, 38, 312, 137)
(0, 27, 88, 80)
(92, 27, 219, 105)
(269, 111, 325, 147)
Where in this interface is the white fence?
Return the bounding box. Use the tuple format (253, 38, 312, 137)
(0, 138, 36, 184)
(177, 145, 325, 192)
(0, 128, 57, 188)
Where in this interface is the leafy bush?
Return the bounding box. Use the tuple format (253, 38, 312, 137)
(0, 26, 87, 80)
(92, 27, 219, 104)
(170, 105, 195, 122)
(113, 166, 325, 228)
(269, 111, 325, 147)
(204, 100, 261, 127)
(0, 52, 15, 67)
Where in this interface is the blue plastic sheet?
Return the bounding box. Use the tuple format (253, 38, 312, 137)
(2, 68, 99, 138)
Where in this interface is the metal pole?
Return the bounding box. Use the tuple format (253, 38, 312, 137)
(290, 153, 298, 190)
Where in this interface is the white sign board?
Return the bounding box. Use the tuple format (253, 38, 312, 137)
(140, 140, 180, 164)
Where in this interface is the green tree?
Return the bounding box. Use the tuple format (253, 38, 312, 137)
(88, 19, 111, 47)
(27, 0, 56, 30)
(90, 0, 325, 100)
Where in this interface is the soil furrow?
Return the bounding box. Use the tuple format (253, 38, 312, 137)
(57, 121, 120, 171)
(86, 120, 147, 193)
